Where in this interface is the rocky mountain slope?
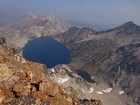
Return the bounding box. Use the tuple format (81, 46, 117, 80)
(0, 12, 139, 105)
(56, 27, 96, 43)
(0, 37, 103, 105)
(55, 21, 140, 105)
(48, 64, 94, 100)
(0, 13, 70, 48)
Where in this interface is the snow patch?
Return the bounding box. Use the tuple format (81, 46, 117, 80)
(72, 73, 81, 78)
(102, 88, 113, 93)
(96, 91, 103, 95)
(50, 68, 55, 73)
(37, 35, 40, 37)
(88, 87, 94, 93)
(57, 77, 69, 84)
(119, 91, 125, 95)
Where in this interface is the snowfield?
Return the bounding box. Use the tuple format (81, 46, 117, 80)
(102, 88, 113, 93)
(96, 91, 104, 95)
(88, 87, 94, 93)
(119, 91, 125, 95)
(50, 68, 55, 73)
(57, 77, 69, 84)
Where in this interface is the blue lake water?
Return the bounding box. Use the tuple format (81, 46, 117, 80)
(77, 70, 94, 83)
(22, 37, 71, 68)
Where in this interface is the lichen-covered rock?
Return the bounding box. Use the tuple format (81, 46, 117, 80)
(0, 89, 5, 103)
(13, 77, 31, 96)
(37, 80, 80, 105)
(0, 64, 14, 79)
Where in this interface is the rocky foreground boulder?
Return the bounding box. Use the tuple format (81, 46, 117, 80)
(0, 38, 102, 105)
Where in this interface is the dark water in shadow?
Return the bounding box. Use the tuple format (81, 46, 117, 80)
(23, 37, 71, 68)
(77, 70, 94, 83)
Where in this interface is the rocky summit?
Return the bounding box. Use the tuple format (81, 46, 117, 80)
(0, 38, 102, 105)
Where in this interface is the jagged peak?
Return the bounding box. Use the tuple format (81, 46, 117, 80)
(40, 13, 60, 22)
(121, 21, 139, 27)
(69, 26, 80, 31)
(70, 26, 95, 31)
(20, 12, 38, 21)
(100, 21, 140, 34)
(24, 12, 37, 18)
(81, 27, 94, 30)
(124, 21, 135, 25)
(115, 21, 140, 34)
(80, 27, 96, 33)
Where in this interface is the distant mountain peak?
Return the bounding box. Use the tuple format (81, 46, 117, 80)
(124, 21, 134, 24)
(25, 12, 37, 18)
(102, 21, 140, 35)
(115, 21, 140, 34)
(21, 12, 38, 21)
(121, 21, 138, 27)
(41, 13, 60, 22)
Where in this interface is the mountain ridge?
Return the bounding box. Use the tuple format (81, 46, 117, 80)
(55, 21, 140, 105)
(99, 21, 140, 35)
(0, 13, 140, 105)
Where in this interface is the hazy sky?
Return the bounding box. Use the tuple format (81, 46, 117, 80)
(0, 0, 140, 30)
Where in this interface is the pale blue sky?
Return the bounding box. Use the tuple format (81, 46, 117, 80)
(0, 0, 140, 30)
